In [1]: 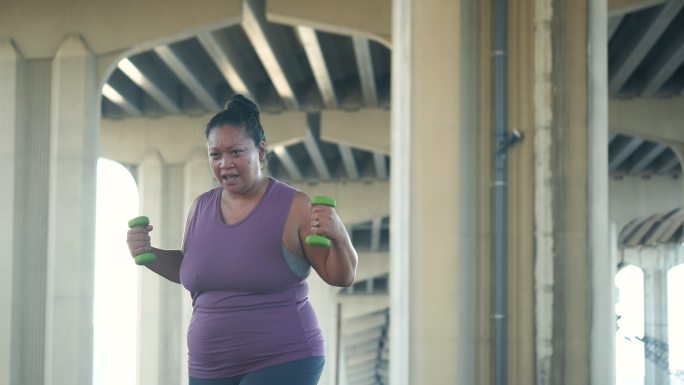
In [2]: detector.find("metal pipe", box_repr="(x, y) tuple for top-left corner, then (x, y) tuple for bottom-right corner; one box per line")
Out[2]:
(493, 0), (508, 383)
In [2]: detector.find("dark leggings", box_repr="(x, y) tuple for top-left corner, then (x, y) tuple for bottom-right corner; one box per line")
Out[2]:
(189, 357), (325, 385)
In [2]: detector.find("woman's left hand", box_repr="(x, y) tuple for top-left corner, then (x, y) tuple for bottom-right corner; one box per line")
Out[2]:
(310, 204), (347, 243)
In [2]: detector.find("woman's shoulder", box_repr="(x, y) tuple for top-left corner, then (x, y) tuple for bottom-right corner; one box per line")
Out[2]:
(192, 186), (221, 208)
(288, 189), (312, 221)
(201, 185), (222, 198)
(268, 177), (297, 193)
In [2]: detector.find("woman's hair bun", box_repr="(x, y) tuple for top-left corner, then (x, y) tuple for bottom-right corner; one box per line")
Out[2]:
(225, 94), (260, 115)
(205, 94), (266, 147)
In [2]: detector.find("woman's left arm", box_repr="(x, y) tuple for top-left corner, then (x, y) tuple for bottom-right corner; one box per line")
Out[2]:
(294, 192), (358, 287)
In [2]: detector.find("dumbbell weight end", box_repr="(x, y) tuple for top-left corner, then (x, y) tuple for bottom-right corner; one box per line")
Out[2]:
(305, 196), (336, 248)
(127, 215), (158, 265)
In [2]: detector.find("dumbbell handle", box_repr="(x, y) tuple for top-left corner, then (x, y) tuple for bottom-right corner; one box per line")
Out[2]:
(305, 196), (337, 248)
(127, 216), (157, 265)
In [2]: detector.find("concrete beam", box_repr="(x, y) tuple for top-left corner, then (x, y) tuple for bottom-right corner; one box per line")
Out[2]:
(353, 37), (378, 107)
(102, 70), (143, 116)
(266, 0), (391, 46)
(352, 251), (389, 282)
(100, 112), (307, 164)
(102, 83), (141, 116)
(262, 112), (310, 146)
(347, 378), (376, 385)
(321, 109), (390, 154)
(344, 327), (383, 347)
(340, 294), (389, 320)
(346, 351), (379, 367)
(609, 0), (684, 94)
(642, 26), (684, 96)
(289, 180), (389, 226)
(338, 144), (360, 179)
(628, 143), (667, 174)
(296, 26), (338, 108)
(655, 153), (680, 174)
(370, 218), (382, 251)
(345, 340), (380, 356)
(154, 45), (221, 112)
(608, 15), (624, 41)
(0, 0), (242, 59)
(117, 57), (181, 114)
(242, 0), (299, 109)
(347, 372), (378, 385)
(609, 137), (644, 172)
(347, 362), (375, 384)
(608, 0), (666, 15)
(346, 362), (376, 376)
(347, 377), (378, 385)
(610, 97), (684, 144)
(272, 146), (303, 180)
(302, 125), (331, 180)
(373, 153), (388, 179)
(343, 313), (387, 336)
(197, 31), (255, 100)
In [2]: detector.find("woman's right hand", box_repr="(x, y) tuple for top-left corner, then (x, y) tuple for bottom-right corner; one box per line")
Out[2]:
(127, 225), (153, 258)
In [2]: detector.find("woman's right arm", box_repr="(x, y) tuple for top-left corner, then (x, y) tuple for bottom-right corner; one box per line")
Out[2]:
(126, 197), (200, 284)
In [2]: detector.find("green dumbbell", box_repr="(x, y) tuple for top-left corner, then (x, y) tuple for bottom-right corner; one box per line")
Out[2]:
(305, 196), (337, 248)
(127, 216), (157, 265)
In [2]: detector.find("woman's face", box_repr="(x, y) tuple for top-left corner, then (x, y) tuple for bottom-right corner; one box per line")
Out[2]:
(207, 124), (266, 194)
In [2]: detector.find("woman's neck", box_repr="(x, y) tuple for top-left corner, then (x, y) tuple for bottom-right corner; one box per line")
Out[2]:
(223, 175), (269, 203)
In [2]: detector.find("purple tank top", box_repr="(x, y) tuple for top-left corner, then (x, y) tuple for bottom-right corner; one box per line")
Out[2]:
(180, 178), (324, 379)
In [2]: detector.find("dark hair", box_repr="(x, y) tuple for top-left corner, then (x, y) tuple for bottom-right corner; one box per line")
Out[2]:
(204, 94), (266, 146)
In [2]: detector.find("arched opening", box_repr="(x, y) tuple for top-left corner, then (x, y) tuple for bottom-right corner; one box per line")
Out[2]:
(93, 158), (140, 385)
(616, 264), (645, 385)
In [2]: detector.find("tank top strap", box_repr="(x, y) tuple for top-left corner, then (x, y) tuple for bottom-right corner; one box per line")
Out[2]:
(250, 178), (297, 230)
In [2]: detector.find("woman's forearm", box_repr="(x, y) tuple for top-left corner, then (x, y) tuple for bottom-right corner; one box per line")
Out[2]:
(144, 248), (183, 284)
(325, 234), (358, 287)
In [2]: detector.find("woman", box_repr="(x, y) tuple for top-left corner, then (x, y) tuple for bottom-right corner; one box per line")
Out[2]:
(127, 95), (358, 385)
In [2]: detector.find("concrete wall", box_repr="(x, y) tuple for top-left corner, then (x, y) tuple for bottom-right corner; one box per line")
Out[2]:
(609, 175), (684, 229)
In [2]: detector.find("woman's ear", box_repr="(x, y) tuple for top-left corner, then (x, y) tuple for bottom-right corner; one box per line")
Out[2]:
(258, 141), (268, 170)
(258, 141), (267, 161)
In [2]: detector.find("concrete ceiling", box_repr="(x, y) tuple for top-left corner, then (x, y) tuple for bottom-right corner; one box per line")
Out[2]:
(607, 0), (684, 177)
(102, 1), (684, 181)
(101, 0), (391, 186)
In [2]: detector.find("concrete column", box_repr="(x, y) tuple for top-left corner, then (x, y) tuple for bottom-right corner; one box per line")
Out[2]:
(507, 0), (611, 384)
(137, 150), (167, 385)
(391, 0), (479, 384)
(308, 275), (338, 385)
(135, 156), (187, 385)
(642, 247), (670, 385)
(0, 38), (25, 385)
(587, 1), (614, 385)
(44, 35), (99, 385)
(179, 149), (214, 385)
(162, 163), (185, 385)
(6, 56), (52, 385)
